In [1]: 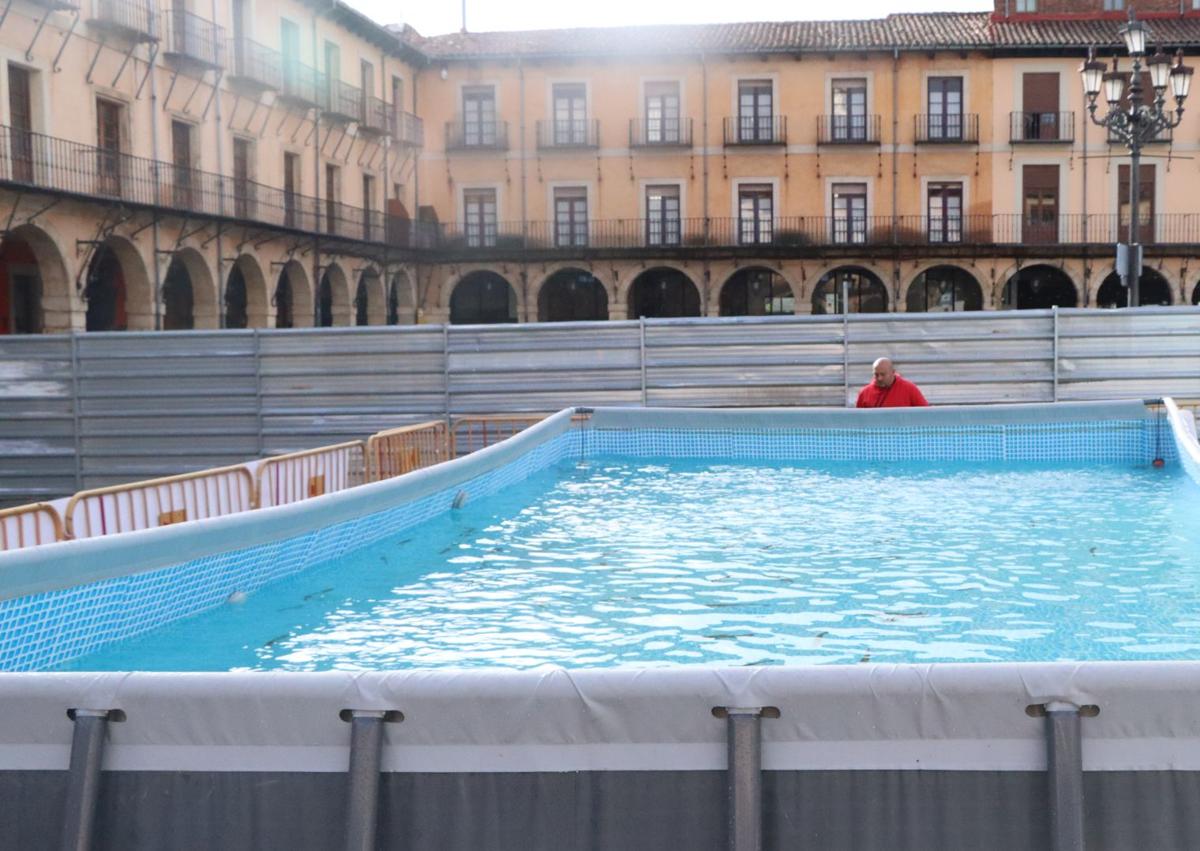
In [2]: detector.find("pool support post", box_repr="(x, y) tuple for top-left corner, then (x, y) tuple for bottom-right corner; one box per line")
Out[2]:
(60, 708), (118, 851)
(342, 708), (402, 851)
(715, 705), (779, 851)
(1044, 701), (1087, 851)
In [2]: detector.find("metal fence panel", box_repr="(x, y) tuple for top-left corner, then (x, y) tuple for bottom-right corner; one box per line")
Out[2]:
(0, 336), (75, 503)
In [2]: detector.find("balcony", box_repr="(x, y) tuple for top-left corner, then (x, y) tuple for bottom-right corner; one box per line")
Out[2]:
(1010, 111), (1075, 144)
(445, 120), (508, 152)
(392, 110), (423, 147)
(227, 38), (281, 91)
(357, 95), (388, 134)
(536, 119), (600, 150)
(87, 0), (156, 41)
(914, 114), (980, 144)
(629, 118), (692, 148)
(278, 61), (323, 108)
(163, 9), (223, 68)
(320, 80), (363, 123)
(818, 115), (882, 145)
(723, 116), (786, 146)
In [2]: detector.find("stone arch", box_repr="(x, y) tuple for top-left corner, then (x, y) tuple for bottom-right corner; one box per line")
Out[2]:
(387, 270), (416, 325)
(1095, 267), (1174, 308)
(84, 235), (152, 331)
(162, 247), (216, 330)
(1001, 265), (1080, 309)
(225, 254), (269, 329)
(316, 262), (351, 327)
(905, 265), (984, 312)
(1192, 281), (1200, 306)
(0, 223), (70, 334)
(811, 266), (889, 314)
(273, 259), (312, 329)
(536, 267), (609, 322)
(718, 267), (798, 316)
(354, 267), (386, 326)
(449, 270), (518, 324)
(627, 267), (701, 318)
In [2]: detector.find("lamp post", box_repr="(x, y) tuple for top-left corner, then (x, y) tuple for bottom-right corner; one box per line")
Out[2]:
(1080, 11), (1193, 307)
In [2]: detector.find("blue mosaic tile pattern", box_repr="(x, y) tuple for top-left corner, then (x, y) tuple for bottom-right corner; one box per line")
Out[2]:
(0, 417), (1176, 671)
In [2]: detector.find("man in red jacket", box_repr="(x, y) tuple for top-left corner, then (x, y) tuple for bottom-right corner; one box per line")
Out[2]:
(855, 357), (929, 408)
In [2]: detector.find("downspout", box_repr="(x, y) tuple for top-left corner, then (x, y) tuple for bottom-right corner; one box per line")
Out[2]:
(891, 47), (899, 311)
(212, 0), (225, 327)
(148, 9), (162, 330)
(1081, 74), (1088, 307)
(519, 58), (528, 320)
(311, 10), (322, 324)
(701, 53), (709, 243)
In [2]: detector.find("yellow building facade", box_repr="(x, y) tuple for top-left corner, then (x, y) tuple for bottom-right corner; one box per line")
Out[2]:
(2, 1), (1200, 333)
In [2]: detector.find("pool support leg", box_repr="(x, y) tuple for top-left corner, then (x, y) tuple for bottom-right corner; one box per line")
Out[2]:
(343, 709), (404, 851)
(1045, 702), (1085, 851)
(60, 709), (112, 851)
(717, 706), (778, 851)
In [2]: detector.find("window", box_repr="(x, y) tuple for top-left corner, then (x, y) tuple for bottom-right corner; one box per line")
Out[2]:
(232, 137), (253, 218)
(8, 64), (33, 183)
(462, 86), (496, 146)
(927, 182), (963, 243)
(552, 83), (587, 145)
(554, 187), (588, 247)
(646, 185), (681, 246)
(1015, 0), (1036, 10)
(1022, 165), (1058, 244)
(738, 184), (773, 245)
(737, 80), (773, 143)
(1103, 0), (1123, 8)
(325, 163), (339, 234)
(362, 174), (375, 241)
(283, 151), (299, 227)
(1021, 72), (1060, 140)
(464, 189), (497, 247)
(832, 78), (867, 141)
(1118, 164), (1155, 244)
(280, 18), (300, 94)
(170, 120), (193, 209)
(832, 183), (867, 244)
(645, 81), (680, 143)
(927, 77), (963, 140)
(96, 98), (122, 195)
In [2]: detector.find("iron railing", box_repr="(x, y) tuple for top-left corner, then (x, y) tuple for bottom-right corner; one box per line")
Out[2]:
(818, 114), (882, 144)
(164, 8), (223, 67)
(446, 119), (508, 151)
(320, 79), (363, 122)
(723, 115), (786, 145)
(88, 0), (155, 39)
(359, 95), (388, 133)
(536, 119), (600, 149)
(280, 60), (323, 106)
(629, 117), (693, 147)
(227, 37), (281, 89)
(392, 110), (423, 147)
(914, 113), (980, 144)
(1010, 111), (1075, 143)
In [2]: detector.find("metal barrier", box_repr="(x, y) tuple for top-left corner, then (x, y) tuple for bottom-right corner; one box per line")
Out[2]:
(64, 465), (255, 540)
(0, 502), (65, 551)
(256, 441), (367, 508)
(366, 421), (448, 483)
(450, 415), (550, 457)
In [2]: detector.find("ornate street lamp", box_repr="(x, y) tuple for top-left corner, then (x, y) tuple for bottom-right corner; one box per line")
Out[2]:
(1080, 11), (1193, 307)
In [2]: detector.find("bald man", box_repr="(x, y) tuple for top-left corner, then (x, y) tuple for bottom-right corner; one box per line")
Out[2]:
(855, 357), (929, 408)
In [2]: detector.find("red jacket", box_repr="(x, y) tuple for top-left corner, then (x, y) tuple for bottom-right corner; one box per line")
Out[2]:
(855, 374), (929, 408)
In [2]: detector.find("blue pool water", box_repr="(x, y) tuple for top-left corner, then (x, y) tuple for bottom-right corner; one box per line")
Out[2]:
(57, 457), (1200, 671)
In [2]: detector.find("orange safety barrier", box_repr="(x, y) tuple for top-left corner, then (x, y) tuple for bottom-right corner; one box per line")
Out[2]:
(366, 421), (449, 482)
(256, 441), (367, 508)
(64, 465), (256, 540)
(0, 502), (66, 551)
(450, 414), (549, 458)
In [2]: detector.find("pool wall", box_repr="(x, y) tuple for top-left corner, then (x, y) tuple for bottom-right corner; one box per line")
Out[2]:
(1, 399), (1199, 849)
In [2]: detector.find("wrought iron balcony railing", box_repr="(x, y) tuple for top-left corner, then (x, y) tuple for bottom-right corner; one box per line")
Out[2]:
(227, 37), (281, 90)
(359, 95), (388, 134)
(445, 119), (508, 151)
(723, 116), (786, 146)
(818, 114), (882, 145)
(88, 0), (156, 40)
(629, 117), (692, 147)
(392, 110), (423, 147)
(536, 119), (600, 149)
(1010, 111), (1075, 143)
(320, 79), (363, 122)
(914, 113), (980, 144)
(279, 61), (323, 107)
(164, 9), (223, 67)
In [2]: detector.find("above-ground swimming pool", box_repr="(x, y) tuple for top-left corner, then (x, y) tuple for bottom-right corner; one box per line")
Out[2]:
(4, 400), (1200, 851)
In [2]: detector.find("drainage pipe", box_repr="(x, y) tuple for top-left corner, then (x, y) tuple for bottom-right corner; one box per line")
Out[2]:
(60, 709), (113, 851)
